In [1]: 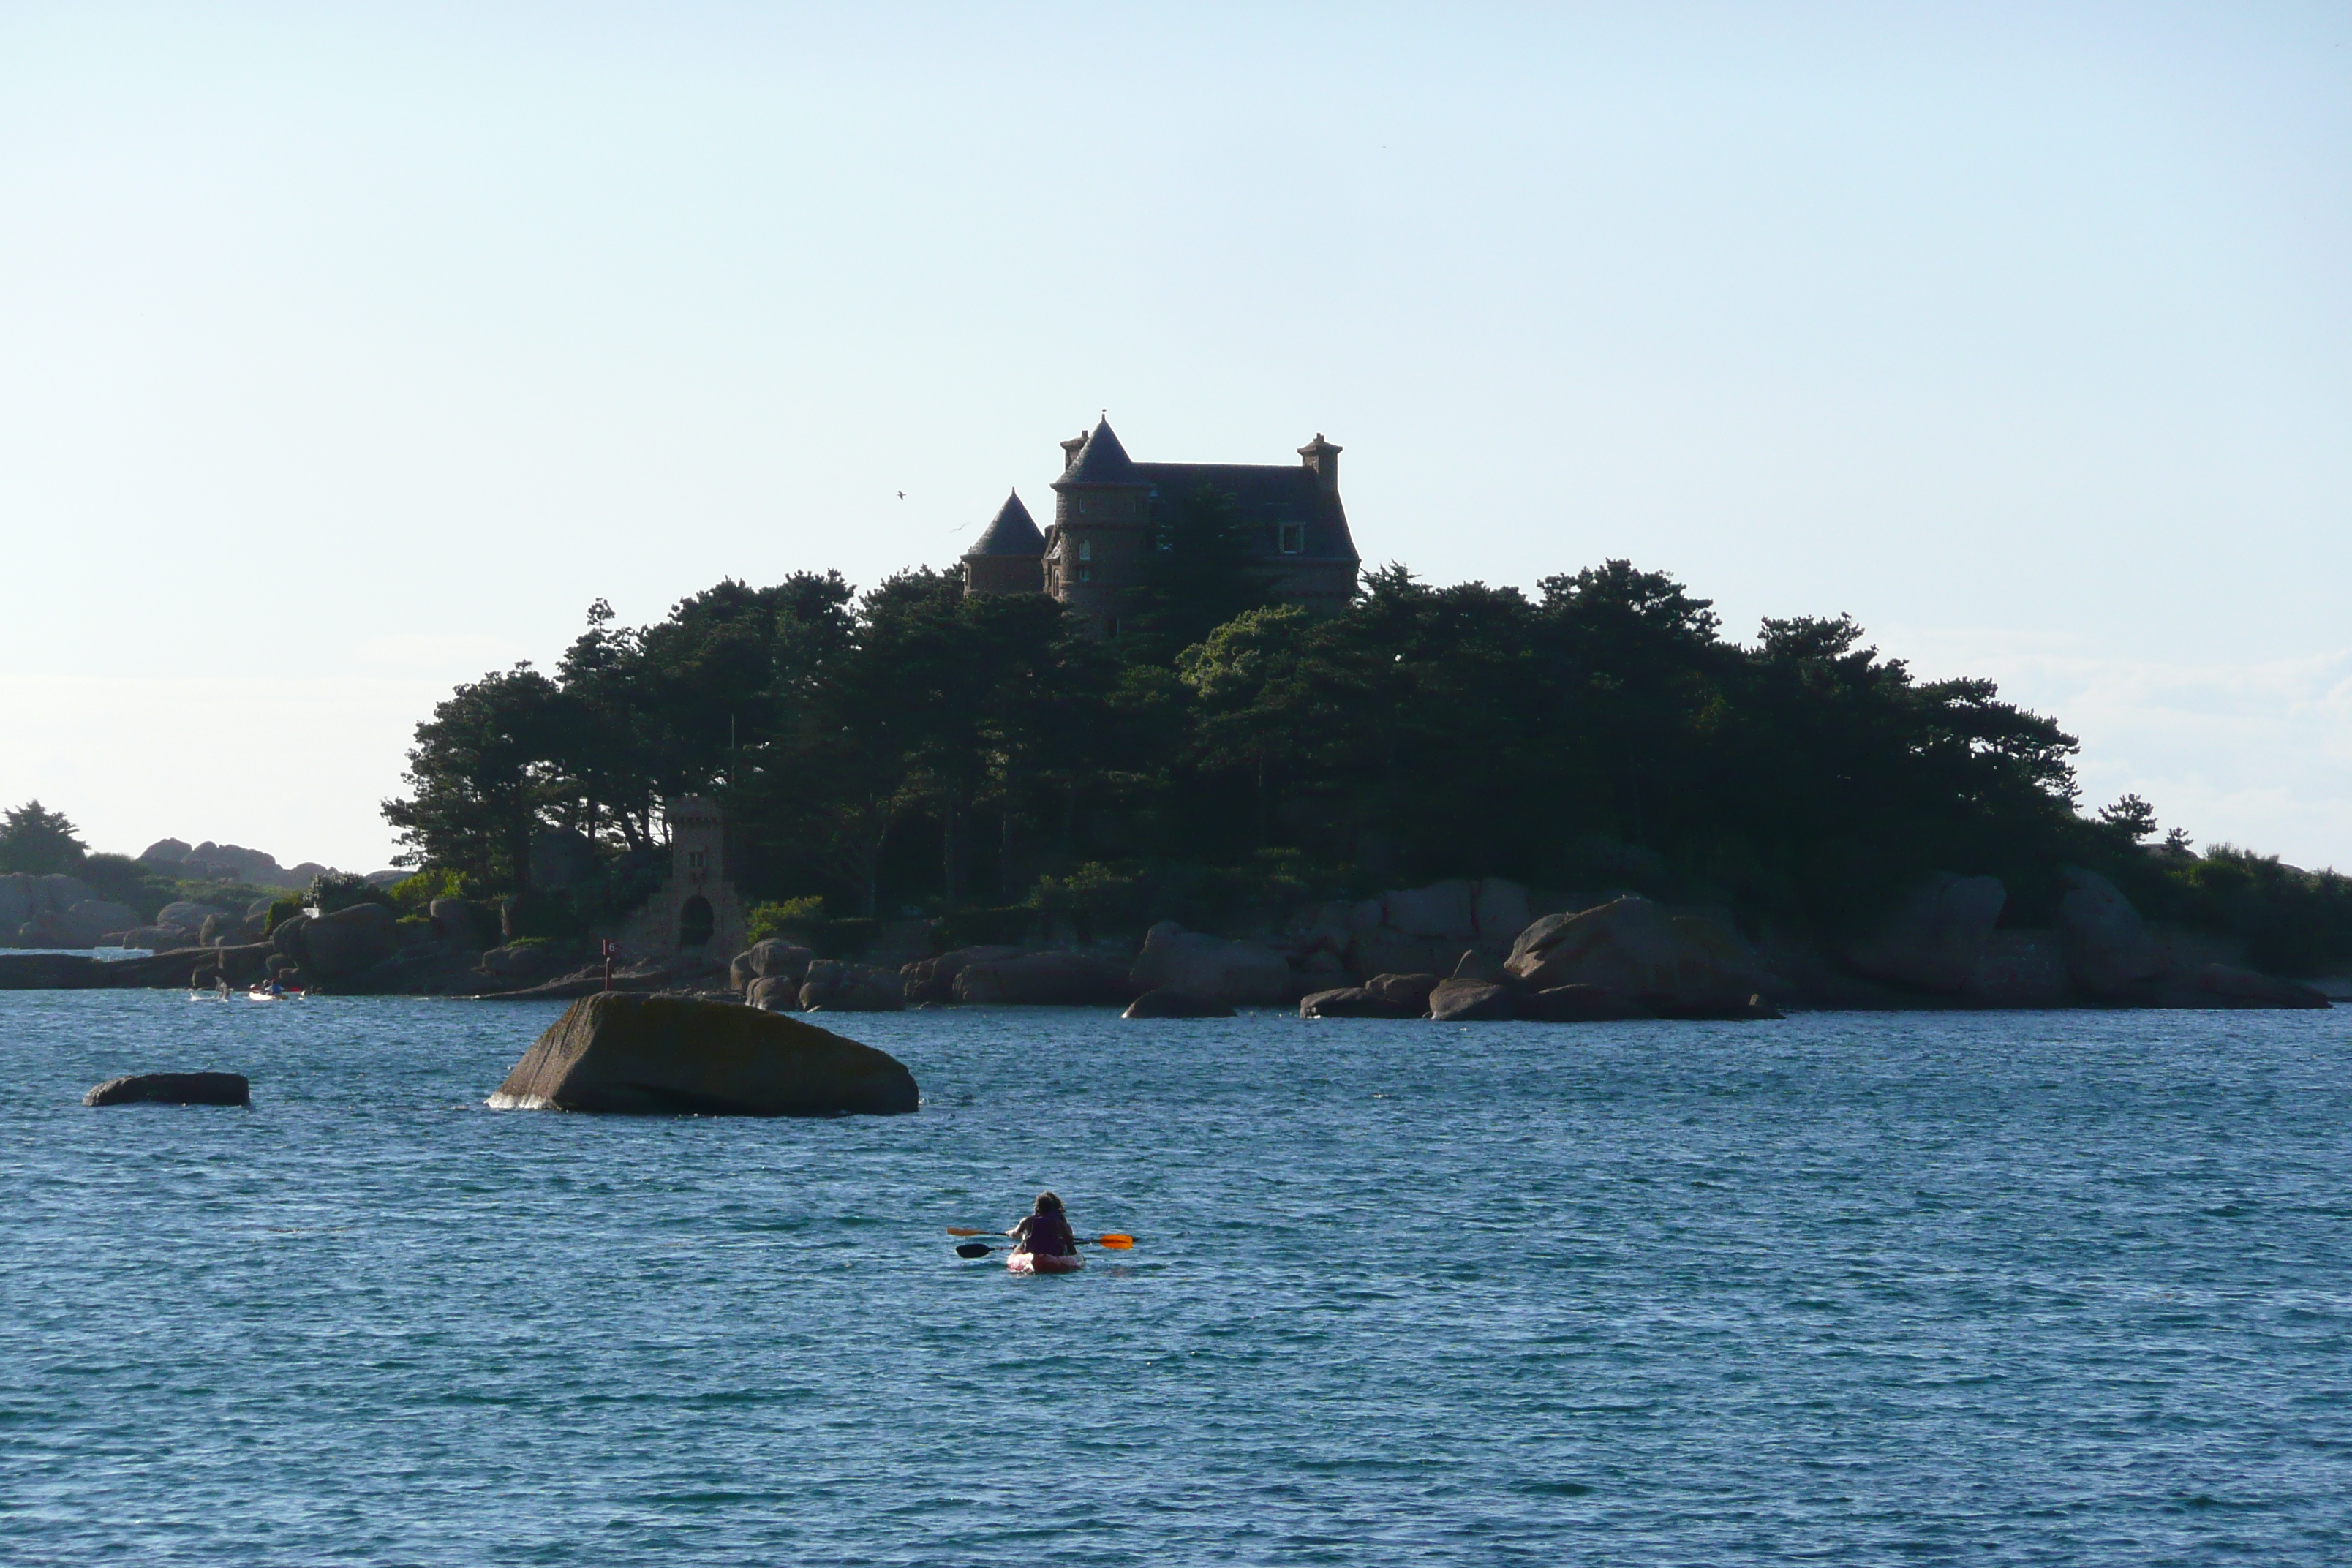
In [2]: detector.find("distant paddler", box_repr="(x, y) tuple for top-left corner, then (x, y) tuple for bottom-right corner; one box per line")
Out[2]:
(1008, 1191), (1079, 1273)
(949, 1195), (1133, 1272)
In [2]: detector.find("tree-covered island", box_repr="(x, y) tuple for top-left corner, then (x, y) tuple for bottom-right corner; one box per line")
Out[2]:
(375, 538), (2350, 1007)
(8, 421), (2343, 1010)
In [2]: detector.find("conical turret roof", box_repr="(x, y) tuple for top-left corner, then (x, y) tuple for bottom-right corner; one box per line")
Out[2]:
(1054, 418), (1147, 486)
(962, 489), (1046, 558)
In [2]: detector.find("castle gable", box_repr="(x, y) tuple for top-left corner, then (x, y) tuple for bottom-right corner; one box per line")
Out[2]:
(1129, 461), (1358, 566)
(1036, 419), (1362, 632)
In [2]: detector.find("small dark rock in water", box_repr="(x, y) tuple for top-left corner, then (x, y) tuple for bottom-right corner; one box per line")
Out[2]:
(84, 1071), (250, 1107)
(1122, 987), (1235, 1019)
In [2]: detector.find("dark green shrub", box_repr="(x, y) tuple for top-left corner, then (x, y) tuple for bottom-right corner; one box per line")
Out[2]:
(1029, 862), (1146, 943)
(306, 872), (392, 916)
(388, 867), (465, 915)
(745, 895), (826, 943)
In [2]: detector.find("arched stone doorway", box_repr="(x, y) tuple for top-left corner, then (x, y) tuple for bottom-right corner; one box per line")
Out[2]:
(678, 895), (715, 949)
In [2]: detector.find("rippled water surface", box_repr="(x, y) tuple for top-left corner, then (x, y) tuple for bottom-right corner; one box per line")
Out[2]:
(4, 993), (2350, 1565)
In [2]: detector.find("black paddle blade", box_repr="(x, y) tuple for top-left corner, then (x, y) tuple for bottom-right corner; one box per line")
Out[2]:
(955, 1241), (992, 1259)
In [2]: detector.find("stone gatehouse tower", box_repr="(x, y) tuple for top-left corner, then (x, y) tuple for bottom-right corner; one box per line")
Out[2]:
(612, 795), (747, 960)
(959, 418), (1362, 636)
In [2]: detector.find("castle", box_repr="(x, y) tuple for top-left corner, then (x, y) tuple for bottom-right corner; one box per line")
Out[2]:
(961, 418), (1361, 636)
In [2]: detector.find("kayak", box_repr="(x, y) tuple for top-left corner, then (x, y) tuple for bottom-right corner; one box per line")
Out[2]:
(1007, 1250), (1083, 1276)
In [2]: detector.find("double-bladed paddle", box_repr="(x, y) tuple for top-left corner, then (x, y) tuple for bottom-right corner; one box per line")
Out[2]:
(950, 1228), (1134, 1259)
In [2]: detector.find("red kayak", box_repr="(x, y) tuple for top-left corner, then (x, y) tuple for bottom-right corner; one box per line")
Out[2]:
(1007, 1250), (1083, 1276)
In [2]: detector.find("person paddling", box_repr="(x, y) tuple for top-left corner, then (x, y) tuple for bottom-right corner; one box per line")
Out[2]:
(1008, 1191), (1077, 1262)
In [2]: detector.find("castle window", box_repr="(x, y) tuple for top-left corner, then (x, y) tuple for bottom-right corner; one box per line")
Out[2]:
(1078, 540), (1092, 562)
(1279, 521), (1305, 554)
(1077, 538), (1092, 582)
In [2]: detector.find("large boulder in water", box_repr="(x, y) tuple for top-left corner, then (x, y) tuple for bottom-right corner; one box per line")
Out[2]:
(1505, 896), (1764, 1017)
(488, 992), (918, 1116)
(1128, 922), (1295, 1006)
(84, 1071), (250, 1107)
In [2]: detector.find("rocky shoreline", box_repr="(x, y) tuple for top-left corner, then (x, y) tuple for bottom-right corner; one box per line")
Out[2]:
(5, 869), (2334, 1015)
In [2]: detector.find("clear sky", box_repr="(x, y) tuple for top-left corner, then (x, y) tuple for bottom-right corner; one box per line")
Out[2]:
(3, 2), (2346, 875)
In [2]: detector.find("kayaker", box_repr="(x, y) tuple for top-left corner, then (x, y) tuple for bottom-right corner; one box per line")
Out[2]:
(1008, 1191), (1077, 1261)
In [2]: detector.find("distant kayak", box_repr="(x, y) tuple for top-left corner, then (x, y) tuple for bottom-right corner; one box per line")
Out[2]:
(1007, 1251), (1082, 1276)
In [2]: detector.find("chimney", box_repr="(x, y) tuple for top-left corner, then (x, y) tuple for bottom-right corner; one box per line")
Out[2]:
(1298, 432), (1341, 492)
(1060, 431), (1089, 473)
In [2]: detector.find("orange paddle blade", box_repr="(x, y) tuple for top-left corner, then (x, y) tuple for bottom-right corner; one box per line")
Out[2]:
(1095, 1234), (1135, 1249)
(946, 1227), (995, 1237)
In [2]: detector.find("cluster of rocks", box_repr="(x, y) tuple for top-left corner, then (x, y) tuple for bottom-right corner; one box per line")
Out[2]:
(1302, 896), (1780, 1021)
(0, 873), (143, 949)
(135, 838), (335, 891)
(689, 901), (1764, 1022)
(4, 866), (2332, 1014)
(695, 870), (2327, 1020)
(74, 994), (919, 1123)
(109, 897), (277, 952)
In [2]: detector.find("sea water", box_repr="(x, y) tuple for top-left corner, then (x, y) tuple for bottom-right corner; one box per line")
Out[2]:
(2, 992), (2348, 1566)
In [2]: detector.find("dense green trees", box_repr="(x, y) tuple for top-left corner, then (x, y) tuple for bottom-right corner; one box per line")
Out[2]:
(380, 547), (2352, 970)
(0, 801), (86, 875)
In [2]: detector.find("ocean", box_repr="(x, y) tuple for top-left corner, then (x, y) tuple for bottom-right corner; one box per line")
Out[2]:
(3, 992), (2348, 1564)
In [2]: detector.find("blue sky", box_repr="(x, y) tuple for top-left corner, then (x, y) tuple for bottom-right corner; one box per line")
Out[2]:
(2, 2), (2346, 872)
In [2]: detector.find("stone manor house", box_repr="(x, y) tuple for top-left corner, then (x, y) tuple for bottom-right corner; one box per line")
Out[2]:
(960, 419), (1361, 636)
